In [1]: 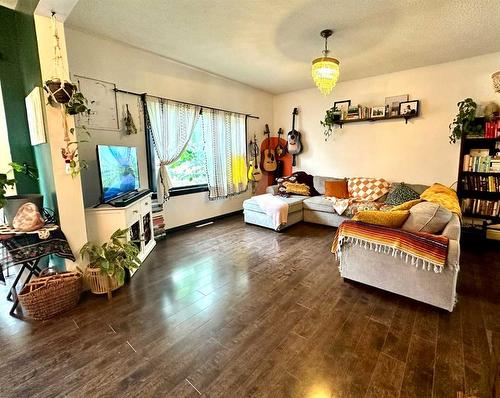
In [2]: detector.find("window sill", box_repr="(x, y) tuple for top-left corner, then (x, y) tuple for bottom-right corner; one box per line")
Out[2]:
(152, 184), (208, 198)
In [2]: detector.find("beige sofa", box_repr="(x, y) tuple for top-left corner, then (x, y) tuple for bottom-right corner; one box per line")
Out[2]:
(243, 175), (460, 311)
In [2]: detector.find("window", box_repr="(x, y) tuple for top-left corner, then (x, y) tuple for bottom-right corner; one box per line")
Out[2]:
(152, 117), (208, 195)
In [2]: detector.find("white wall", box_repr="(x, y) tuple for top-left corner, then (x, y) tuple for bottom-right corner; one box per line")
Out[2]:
(65, 28), (274, 229)
(273, 52), (500, 187)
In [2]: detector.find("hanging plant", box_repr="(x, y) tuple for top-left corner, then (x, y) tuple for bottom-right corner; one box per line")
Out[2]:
(449, 98), (483, 143)
(320, 106), (342, 141)
(124, 104), (138, 135)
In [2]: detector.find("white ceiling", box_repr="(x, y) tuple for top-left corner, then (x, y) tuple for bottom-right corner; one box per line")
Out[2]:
(66, 0), (500, 94)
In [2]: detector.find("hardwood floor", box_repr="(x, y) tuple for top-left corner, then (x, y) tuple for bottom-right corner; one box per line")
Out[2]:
(0, 215), (498, 397)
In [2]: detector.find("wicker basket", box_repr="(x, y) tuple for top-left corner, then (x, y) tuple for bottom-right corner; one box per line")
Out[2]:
(85, 267), (123, 300)
(18, 271), (82, 320)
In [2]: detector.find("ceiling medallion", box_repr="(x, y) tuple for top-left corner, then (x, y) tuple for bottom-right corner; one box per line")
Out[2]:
(311, 29), (340, 96)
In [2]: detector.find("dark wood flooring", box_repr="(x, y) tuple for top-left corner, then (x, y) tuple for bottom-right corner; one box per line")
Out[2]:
(0, 216), (498, 397)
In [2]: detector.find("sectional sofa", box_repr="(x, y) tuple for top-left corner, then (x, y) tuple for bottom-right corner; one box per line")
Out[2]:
(242, 175), (461, 311)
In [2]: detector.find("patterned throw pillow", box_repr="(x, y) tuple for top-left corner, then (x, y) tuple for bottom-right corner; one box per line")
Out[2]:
(284, 182), (310, 196)
(292, 171), (320, 196)
(346, 201), (383, 217)
(385, 183), (420, 206)
(348, 178), (390, 202)
(276, 175), (298, 197)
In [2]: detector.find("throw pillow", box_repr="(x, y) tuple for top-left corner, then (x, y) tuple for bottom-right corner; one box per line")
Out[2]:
(276, 175), (298, 197)
(325, 197), (350, 215)
(348, 177), (390, 202)
(345, 201), (383, 217)
(401, 202), (453, 234)
(391, 199), (422, 211)
(420, 183), (461, 215)
(385, 183), (421, 205)
(13, 202), (44, 232)
(284, 181), (310, 196)
(353, 210), (410, 228)
(292, 171), (320, 196)
(325, 179), (349, 198)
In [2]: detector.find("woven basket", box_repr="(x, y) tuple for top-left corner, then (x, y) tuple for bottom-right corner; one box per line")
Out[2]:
(85, 267), (123, 298)
(18, 271), (82, 320)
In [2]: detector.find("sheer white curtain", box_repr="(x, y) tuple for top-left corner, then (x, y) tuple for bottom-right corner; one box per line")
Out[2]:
(145, 96), (200, 202)
(201, 109), (247, 200)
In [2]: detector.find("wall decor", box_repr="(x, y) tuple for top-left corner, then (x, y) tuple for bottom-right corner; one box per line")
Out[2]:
(399, 100), (419, 116)
(370, 106), (385, 118)
(385, 94), (408, 116)
(333, 99), (351, 118)
(25, 87), (48, 145)
(73, 75), (119, 130)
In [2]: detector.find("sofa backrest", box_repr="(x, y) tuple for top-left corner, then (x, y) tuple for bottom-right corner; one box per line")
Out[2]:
(312, 175), (430, 199)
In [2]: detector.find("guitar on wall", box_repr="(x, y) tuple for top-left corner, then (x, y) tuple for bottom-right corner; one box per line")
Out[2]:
(287, 107), (302, 166)
(275, 128), (285, 178)
(262, 124), (277, 172)
(247, 134), (262, 182)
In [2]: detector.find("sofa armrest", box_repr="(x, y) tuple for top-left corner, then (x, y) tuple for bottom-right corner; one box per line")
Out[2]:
(266, 185), (279, 195)
(442, 213), (461, 241)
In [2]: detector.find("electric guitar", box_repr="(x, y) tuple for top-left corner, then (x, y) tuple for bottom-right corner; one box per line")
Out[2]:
(287, 108), (302, 166)
(262, 124), (277, 172)
(247, 134), (262, 181)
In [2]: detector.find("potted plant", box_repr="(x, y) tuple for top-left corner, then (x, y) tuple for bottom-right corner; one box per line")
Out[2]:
(45, 78), (75, 104)
(79, 228), (141, 300)
(449, 98), (484, 143)
(321, 106), (341, 141)
(1, 162), (41, 225)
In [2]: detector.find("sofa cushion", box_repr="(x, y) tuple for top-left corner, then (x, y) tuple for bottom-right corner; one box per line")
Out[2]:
(303, 196), (336, 213)
(353, 210), (410, 228)
(313, 176), (343, 195)
(385, 183), (421, 205)
(325, 179), (349, 198)
(348, 177), (390, 202)
(284, 181), (310, 196)
(391, 199), (422, 211)
(275, 175), (298, 197)
(293, 171), (320, 196)
(402, 202), (453, 234)
(345, 201), (383, 217)
(243, 194), (305, 214)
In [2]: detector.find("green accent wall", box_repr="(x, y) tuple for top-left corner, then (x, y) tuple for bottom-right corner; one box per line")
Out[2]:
(0, 4), (57, 213)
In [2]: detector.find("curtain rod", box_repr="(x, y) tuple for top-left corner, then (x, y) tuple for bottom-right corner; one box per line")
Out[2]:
(114, 88), (260, 119)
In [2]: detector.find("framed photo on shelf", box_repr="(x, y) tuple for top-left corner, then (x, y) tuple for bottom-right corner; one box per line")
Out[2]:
(399, 100), (419, 116)
(371, 106), (385, 118)
(385, 94), (408, 116)
(333, 99), (351, 118)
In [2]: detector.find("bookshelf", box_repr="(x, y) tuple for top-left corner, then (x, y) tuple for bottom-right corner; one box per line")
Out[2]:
(457, 117), (500, 229)
(333, 114), (417, 128)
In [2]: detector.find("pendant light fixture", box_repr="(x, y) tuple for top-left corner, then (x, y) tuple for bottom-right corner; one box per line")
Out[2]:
(311, 29), (340, 95)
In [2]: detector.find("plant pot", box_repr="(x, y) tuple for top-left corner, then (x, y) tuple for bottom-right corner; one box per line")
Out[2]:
(46, 80), (74, 104)
(85, 267), (124, 300)
(3, 194), (44, 226)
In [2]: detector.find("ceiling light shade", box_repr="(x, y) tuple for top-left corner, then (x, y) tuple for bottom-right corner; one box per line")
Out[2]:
(311, 29), (340, 95)
(493, 71), (500, 93)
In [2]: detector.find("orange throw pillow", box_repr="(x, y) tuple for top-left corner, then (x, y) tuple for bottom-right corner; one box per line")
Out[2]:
(325, 179), (349, 198)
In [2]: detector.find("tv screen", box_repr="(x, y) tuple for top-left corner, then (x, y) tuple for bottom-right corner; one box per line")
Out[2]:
(97, 145), (139, 202)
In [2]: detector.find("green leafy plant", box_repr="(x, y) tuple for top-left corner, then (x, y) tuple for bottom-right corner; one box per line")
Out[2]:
(320, 107), (341, 141)
(449, 98), (483, 143)
(65, 85), (91, 116)
(0, 162), (38, 209)
(79, 228), (141, 286)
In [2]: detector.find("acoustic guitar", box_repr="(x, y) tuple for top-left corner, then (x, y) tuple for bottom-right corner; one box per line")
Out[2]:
(247, 134), (262, 181)
(275, 128), (286, 158)
(262, 124), (277, 172)
(287, 108), (302, 166)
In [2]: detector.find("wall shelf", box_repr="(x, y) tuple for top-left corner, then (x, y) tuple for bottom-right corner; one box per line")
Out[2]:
(333, 114), (418, 128)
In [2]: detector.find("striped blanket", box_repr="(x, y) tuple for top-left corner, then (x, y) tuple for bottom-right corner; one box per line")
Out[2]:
(331, 220), (449, 273)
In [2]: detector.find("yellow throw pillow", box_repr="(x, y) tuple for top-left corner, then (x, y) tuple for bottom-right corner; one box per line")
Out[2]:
(420, 183), (461, 215)
(283, 181), (310, 196)
(353, 210), (410, 228)
(390, 199), (422, 211)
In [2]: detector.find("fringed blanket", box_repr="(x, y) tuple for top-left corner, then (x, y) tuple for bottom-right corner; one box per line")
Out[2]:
(331, 220), (449, 273)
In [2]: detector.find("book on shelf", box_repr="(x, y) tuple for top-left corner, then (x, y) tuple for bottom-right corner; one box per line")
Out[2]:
(462, 154), (493, 172)
(461, 198), (500, 217)
(461, 174), (500, 192)
(485, 120), (500, 138)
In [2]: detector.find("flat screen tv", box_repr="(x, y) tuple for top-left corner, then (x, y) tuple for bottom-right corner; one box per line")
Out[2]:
(96, 145), (140, 203)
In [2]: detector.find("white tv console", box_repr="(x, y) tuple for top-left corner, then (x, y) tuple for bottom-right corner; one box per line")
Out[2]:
(85, 193), (156, 276)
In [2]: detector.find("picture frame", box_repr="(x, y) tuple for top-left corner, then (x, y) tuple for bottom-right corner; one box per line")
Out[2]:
(385, 94), (409, 116)
(25, 87), (48, 145)
(371, 106), (385, 118)
(333, 99), (351, 119)
(399, 100), (419, 117)
(73, 75), (119, 131)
